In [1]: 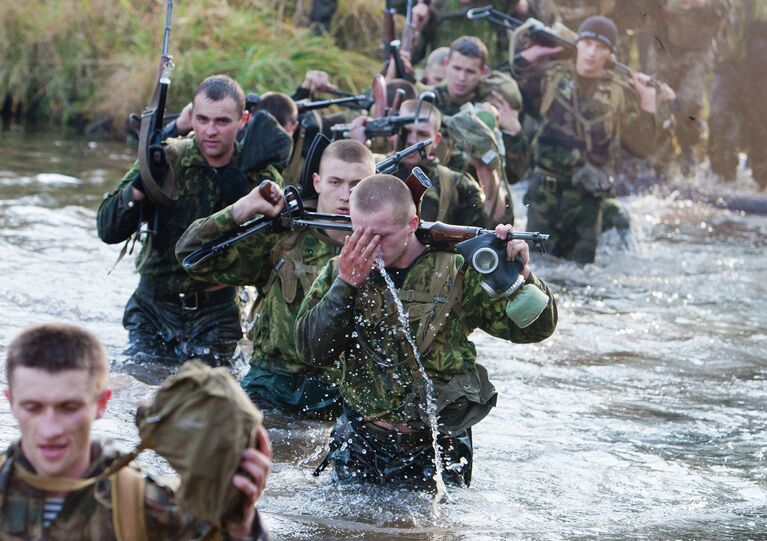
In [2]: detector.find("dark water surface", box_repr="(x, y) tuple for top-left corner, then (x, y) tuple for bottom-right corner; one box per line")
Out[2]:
(0, 127), (765, 540)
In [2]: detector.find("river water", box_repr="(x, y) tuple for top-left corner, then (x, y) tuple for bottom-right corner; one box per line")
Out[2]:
(0, 127), (765, 540)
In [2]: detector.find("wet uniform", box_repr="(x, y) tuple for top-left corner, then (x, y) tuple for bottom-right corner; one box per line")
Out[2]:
(295, 249), (557, 488)
(97, 136), (281, 367)
(0, 440), (267, 540)
(513, 58), (655, 263)
(175, 203), (343, 418)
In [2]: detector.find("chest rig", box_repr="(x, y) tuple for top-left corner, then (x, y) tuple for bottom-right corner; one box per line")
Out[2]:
(352, 252), (466, 366)
(539, 62), (626, 163)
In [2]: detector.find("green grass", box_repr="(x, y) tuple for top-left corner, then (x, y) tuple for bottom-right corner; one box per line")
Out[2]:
(0, 0), (384, 134)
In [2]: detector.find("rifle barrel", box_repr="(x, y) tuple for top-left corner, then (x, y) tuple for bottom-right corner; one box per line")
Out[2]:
(162, 0), (173, 57)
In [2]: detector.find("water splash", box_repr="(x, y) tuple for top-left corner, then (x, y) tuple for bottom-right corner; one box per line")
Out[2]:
(375, 258), (449, 511)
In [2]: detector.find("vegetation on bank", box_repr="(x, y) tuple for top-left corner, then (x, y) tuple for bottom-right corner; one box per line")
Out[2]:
(0, 0), (385, 136)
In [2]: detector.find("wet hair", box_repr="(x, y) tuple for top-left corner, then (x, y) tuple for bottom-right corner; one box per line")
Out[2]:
(400, 99), (442, 134)
(321, 140), (375, 173)
(426, 46), (450, 68)
(386, 79), (417, 105)
(5, 323), (108, 390)
(350, 174), (415, 224)
(448, 36), (489, 67)
(193, 75), (245, 114)
(255, 91), (299, 129)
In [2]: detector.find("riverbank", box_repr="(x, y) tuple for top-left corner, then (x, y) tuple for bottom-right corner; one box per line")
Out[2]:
(0, 0), (383, 136)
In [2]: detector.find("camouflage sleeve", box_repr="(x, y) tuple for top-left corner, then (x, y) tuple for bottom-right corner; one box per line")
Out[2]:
(619, 83), (657, 160)
(96, 160), (144, 244)
(454, 172), (485, 228)
(511, 57), (550, 118)
(462, 270), (558, 343)
(294, 259), (355, 367)
(143, 476), (269, 541)
(174, 206), (275, 288)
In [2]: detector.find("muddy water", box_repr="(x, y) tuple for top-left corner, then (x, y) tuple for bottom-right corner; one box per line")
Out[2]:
(0, 127), (765, 540)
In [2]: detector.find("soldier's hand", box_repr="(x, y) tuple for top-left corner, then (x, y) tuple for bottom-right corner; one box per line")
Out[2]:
(496, 224), (531, 280)
(513, 0), (529, 15)
(658, 82), (676, 103)
(632, 72), (658, 114)
(338, 226), (381, 287)
(412, 1), (431, 31)
(232, 180), (285, 225)
(301, 70), (338, 97)
(349, 115), (372, 145)
(226, 426), (272, 539)
(175, 102), (194, 134)
(490, 90), (521, 135)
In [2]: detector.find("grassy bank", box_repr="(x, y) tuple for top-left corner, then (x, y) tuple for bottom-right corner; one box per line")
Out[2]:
(0, 0), (385, 135)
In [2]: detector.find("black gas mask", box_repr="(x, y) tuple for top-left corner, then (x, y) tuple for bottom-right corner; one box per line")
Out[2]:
(455, 233), (525, 299)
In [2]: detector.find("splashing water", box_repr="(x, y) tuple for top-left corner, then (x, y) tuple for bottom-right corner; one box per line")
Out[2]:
(375, 258), (449, 511)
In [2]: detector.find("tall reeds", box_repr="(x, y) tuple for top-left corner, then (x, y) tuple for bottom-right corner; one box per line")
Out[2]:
(0, 0), (383, 134)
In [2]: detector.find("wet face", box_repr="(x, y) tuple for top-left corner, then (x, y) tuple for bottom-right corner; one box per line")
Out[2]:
(6, 367), (110, 478)
(191, 94), (243, 167)
(401, 120), (441, 168)
(350, 203), (419, 268)
(576, 38), (612, 78)
(314, 157), (373, 215)
(446, 52), (486, 100)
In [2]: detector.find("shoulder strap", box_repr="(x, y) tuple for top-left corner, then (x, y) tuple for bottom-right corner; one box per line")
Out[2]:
(417, 254), (467, 355)
(111, 466), (148, 541)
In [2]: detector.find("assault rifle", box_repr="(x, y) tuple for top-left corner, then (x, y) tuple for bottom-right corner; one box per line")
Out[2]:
(296, 93), (374, 113)
(375, 139), (432, 174)
(331, 90), (435, 140)
(382, 0), (417, 79)
(137, 0), (177, 207)
(467, 5), (661, 88)
(181, 170), (548, 271)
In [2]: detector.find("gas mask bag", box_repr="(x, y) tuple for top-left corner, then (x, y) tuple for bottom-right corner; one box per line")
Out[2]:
(135, 360), (263, 529)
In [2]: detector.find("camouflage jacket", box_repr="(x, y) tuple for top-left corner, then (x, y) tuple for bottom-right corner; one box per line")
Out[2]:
(0, 440), (267, 541)
(295, 250), (557, 425)
(395, 160), (487, 227)
(97, 136), (281, 294)
(175, 205), (342, 377)
(513, 59), (655, 178)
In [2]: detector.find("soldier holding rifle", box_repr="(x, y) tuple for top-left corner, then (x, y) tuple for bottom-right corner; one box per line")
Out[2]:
(294, 173), (557, 488)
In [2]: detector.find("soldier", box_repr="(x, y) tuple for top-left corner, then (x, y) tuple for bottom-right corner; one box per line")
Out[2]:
(395, 99), (512, 227)
(512, 16), (657, 263)
(97, 75), (284, 369)
(1, 322), (271, 539)
(707, 1), (767, 189)
(419, 46), (450, 87)
(408, 0), (547, 68)
(175, 141), (376, 419)
(294, 174), (557, 488)
(647, 0), (730, 173)
(433, 36), (530, 185)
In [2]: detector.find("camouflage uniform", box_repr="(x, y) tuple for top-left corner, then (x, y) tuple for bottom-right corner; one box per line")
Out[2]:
(707, 1), (767, 188)
(513, 59), (655, 263)
(175, 204), (343, 418)
(0, 440), (267, 540)
(646, 0), (730, 167)
(97, 136), (280, 367)
(395, 159), (499, 227)
(295, 250), (557, 487)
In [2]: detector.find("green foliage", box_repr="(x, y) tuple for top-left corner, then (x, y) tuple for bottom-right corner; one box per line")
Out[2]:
(0, 0), (380, 133)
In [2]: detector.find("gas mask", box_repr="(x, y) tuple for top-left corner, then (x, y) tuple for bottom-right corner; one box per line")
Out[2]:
(455, 233), (550, 328)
